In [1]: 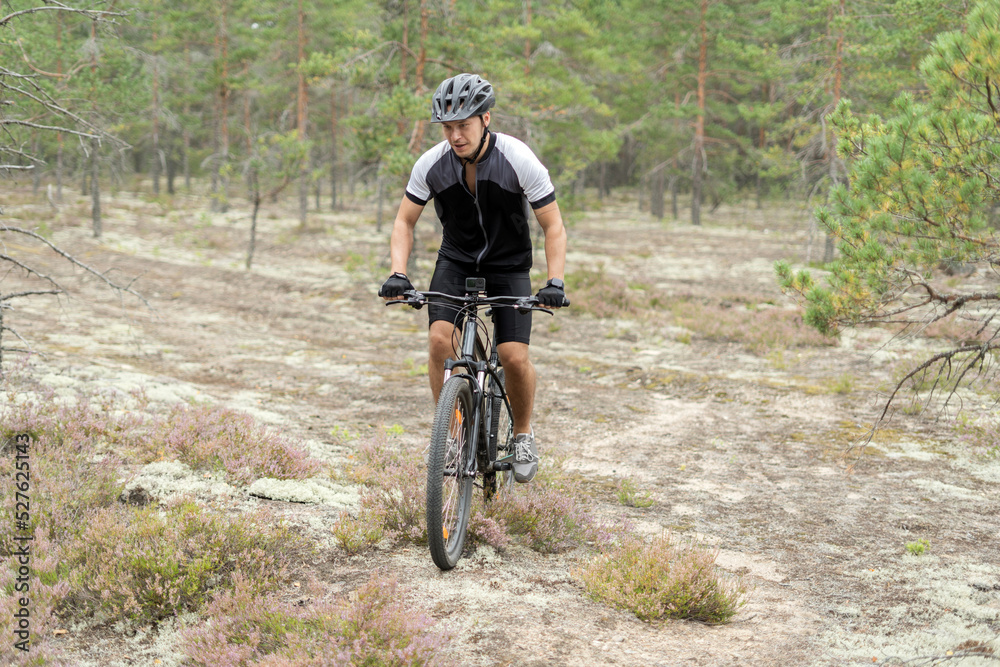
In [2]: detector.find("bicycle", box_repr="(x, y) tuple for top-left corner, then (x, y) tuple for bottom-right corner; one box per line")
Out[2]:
(387, 276), (567, 570)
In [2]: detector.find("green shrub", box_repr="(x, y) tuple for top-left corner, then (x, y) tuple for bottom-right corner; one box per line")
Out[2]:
(577, 533), (749, 624)
(615, 478), (655, 508)
(905, 538), (930, 556)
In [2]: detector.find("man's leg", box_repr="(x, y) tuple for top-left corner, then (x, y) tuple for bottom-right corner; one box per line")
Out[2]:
(497, 341), (535, 435)
(428, 320), (459, 405)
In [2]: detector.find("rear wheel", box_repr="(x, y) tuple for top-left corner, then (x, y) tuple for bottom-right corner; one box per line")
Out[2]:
(427, 376), (475, 570)
(483, 367), (515, 501)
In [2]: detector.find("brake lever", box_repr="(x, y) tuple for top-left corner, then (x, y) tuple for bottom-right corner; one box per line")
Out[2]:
(514, 297), (553, 316)
(383, 290), (426, 309)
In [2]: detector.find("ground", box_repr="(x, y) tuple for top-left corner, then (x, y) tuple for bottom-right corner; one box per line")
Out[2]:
(3, 187), (999, 666)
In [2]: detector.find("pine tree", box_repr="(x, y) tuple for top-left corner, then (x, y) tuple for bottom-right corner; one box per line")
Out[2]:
(777, 0), (1000, 424)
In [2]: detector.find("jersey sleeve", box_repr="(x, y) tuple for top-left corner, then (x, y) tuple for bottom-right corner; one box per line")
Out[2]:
(404, 146), (439, 206)
(506, 137), (556, 208)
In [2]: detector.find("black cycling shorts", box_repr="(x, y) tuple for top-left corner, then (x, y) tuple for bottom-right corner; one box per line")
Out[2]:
(427, 258), (532, 345)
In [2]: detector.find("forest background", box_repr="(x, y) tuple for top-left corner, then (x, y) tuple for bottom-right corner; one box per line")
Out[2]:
(0, 0), (967, 233)
(4, 0), (1000, 425)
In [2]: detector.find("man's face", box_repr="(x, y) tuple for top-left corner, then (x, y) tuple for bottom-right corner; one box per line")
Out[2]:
(440, 112), (489, 161)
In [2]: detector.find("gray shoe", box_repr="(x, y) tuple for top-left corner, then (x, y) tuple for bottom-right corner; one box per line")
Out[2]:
(512, 431), (538, 483)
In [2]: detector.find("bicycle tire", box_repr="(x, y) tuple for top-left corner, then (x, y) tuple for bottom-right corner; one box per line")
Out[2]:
(483, 367), (515, 500)
(427, 376), (476, 570)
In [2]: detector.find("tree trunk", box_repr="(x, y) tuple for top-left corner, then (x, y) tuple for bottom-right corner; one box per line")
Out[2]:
(376, 170), (385, 232)
(56, 134), (64, 204)
(297, 0), (309, 227)
(31, 133), (41, 196)
(823, 0), (846, 264)
(400, 0), (409, 86)
(183, 44), (192, 191)
(407, 0), (430, 153)
(81, 147), (88, 197)
(670, 174), (679, 220)
(397, 0), (409, 137)
(756, 85), (768, 210)
(523, 0), (532, 74)
(212, 1), (230, 212)
(166, 132), (177, 195)
(330, 84), (338, 210)
(151, 34), (161, 197)
(247, 178), (259, 269)
(91, 137), (101, 238)
(650, 166), (665, 220)
(242, 62), (252, 156)
(55, 14), (64, 203)
(691, 0), (708, 227)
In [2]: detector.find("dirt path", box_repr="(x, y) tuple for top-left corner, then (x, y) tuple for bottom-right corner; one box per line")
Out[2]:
(5, 191), (1000, 666)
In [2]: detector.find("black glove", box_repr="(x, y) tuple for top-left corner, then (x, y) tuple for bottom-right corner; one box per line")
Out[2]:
(379, 272), (413, 298)
(536, 278), (569, 308)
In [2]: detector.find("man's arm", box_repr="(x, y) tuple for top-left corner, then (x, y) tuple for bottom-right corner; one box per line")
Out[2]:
(389, 196), (426, 275)
(534, 201), (567, 282)
(380, 196), (425, 300)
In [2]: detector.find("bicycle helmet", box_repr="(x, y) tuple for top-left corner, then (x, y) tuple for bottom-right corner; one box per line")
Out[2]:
(430, 73), (495, 123)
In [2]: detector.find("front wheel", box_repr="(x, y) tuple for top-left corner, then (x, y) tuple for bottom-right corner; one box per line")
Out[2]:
(427, 377), (476, 570)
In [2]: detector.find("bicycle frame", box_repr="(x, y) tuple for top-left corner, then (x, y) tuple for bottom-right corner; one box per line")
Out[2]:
(388, 282), (549, 476)
(440, 294), (508, 477)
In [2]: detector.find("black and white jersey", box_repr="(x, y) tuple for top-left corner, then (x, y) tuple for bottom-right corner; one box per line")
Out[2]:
(405, 132), (556, 273)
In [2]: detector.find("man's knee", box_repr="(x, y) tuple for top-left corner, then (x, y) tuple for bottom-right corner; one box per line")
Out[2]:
(429, 322), (457, 356)
(497, 342), (531, 370)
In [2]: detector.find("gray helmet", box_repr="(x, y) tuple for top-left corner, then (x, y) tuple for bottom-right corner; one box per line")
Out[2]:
(430, 73), (495, 123)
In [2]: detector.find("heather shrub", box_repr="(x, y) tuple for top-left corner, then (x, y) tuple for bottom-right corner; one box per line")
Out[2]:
(340, 434), (426, 548)
(474, 483), (601, 553)
(0, 388), (130, 547)
(343, 436), (615, 555)
(577, 533), (749, 624)
(181, 574), (451, 667)
(331, 509), (386, 554)
(470, 464), (617, 554)
(563, 266), (665, 320)
(466, 510), (513, 551)
(669, 296), (835, 355)
(60, 500), (308, 623)
(148, 403), (325, 485)
(954, 413), (1000, 458)
(0, 530), (73, 666)
(0, 383), (150, 455)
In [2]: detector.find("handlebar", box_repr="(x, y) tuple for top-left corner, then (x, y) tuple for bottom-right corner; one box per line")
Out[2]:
(385, 289), (569, 314)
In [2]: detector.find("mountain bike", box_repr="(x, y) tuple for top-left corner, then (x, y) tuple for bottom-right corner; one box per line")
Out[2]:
(387, 277), (565, 570)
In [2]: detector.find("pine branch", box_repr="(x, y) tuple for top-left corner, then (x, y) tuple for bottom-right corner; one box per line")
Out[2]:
(0, 226), (149, 308)
(861, 341), (1000, 452)
(0, 4), (124, 28)
(0, 290), (62, 302)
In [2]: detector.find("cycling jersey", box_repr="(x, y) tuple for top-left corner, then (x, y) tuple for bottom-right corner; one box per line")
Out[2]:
(405, 132), (556, 273)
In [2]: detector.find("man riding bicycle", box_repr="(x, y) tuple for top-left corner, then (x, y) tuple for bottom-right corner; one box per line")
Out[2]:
(379, 72), (568, 484)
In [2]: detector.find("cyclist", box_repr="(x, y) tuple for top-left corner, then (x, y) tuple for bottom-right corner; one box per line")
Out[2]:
(379, 72), (568, 484)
